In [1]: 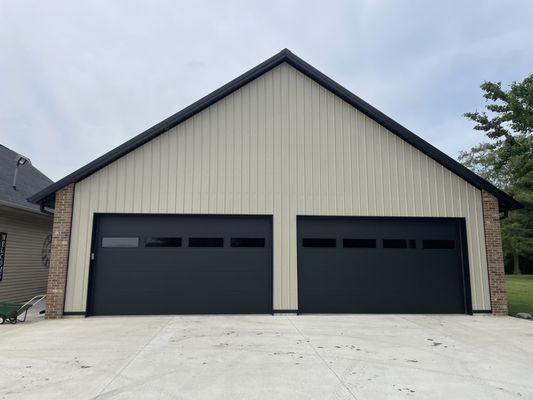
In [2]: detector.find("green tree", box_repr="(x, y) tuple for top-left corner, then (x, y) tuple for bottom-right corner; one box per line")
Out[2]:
(460, 74), (533, 273)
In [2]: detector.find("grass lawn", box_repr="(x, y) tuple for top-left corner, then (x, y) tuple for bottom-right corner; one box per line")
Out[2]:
(506, 275), (533, 316)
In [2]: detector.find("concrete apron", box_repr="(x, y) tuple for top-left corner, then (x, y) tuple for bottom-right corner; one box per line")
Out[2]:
(0, 314), (532, 399)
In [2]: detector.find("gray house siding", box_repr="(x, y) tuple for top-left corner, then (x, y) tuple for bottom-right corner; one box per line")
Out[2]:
(0, 204), (52, 303)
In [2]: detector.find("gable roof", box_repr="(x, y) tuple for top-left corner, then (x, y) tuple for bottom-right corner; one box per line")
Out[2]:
(0, 144), (53, 213)
(28, 49), (522, 211)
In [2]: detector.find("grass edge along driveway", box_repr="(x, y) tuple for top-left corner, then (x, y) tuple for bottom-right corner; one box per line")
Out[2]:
(506, 275), (533, 316)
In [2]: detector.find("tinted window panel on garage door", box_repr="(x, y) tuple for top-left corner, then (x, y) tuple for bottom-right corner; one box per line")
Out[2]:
(188, 237), (224, 247)
(102, 237), (139, 248)
(423, 239), (455, 249)
(382, 239), (416, 249)
(89, 214), (272, 316)
(297, 217), (470, 314)
(343, 239), (376, 248)
(145, 237), (182, 247)
(231, 238), (266, 247)
(302, 238), (336, 248)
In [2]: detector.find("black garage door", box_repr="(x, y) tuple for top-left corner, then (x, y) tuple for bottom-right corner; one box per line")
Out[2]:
(297, 217), (471, 314)
(87, 214), (272, 315)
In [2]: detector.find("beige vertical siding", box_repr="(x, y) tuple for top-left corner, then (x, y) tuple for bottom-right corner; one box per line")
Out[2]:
(0, 205), (52, 303)
(64, 62), (491, 312)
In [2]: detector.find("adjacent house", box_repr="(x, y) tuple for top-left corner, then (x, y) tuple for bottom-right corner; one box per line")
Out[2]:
(29, 49), (522, 318)
(0, 144), (53, 303)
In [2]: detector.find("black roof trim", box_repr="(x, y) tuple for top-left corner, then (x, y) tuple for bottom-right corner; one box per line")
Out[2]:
(28, 49), (522, 211)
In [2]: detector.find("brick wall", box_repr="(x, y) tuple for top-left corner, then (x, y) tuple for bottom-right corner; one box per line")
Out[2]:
(45, 184), (74, 319)
(482, 190), (508, 315)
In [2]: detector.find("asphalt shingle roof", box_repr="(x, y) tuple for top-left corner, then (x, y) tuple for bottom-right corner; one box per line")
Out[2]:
(0, 144), (53, 212)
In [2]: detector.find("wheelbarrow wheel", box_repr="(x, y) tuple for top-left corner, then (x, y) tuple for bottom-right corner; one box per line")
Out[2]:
(0, 315), (5, 324)
(8, 316), (17, 324)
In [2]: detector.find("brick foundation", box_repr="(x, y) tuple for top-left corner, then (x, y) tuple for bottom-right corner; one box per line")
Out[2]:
(482, 190), (508, 315)
(45, 184), (74, 319)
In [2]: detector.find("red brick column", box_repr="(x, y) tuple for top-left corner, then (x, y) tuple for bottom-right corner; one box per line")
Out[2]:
(482, 190), (508, 315)
(46, 184), (74, 319)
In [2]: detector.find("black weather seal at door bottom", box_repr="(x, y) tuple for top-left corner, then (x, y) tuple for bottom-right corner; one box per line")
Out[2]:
(63, 311), (87, 316)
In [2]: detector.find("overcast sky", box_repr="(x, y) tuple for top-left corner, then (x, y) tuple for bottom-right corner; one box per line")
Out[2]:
(1, 1), (532, 181)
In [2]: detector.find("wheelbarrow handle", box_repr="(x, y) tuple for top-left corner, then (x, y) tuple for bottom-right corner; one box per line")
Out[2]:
(17, 294), (46, 315)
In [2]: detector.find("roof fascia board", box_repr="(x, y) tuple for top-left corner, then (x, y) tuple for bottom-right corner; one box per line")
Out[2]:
(0, 199), (53, 217)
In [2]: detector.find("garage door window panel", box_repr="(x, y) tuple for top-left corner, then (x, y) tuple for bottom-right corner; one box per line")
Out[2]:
(343, 239), (376, 248)
(102, 237), (139, 248)
(302, 238), (336, 248)
(382, 239), (416, 249)
(145, 237), (182, 247)
(188, 238), (224, 247)
(231, 238), (265, 247)
(423, 240), (455, 249)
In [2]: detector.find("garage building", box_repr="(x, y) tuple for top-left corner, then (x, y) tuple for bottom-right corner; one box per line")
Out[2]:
(29, 49), (521, 317)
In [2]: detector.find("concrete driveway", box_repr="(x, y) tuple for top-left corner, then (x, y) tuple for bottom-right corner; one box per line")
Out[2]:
(0, 314), (532, 400)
